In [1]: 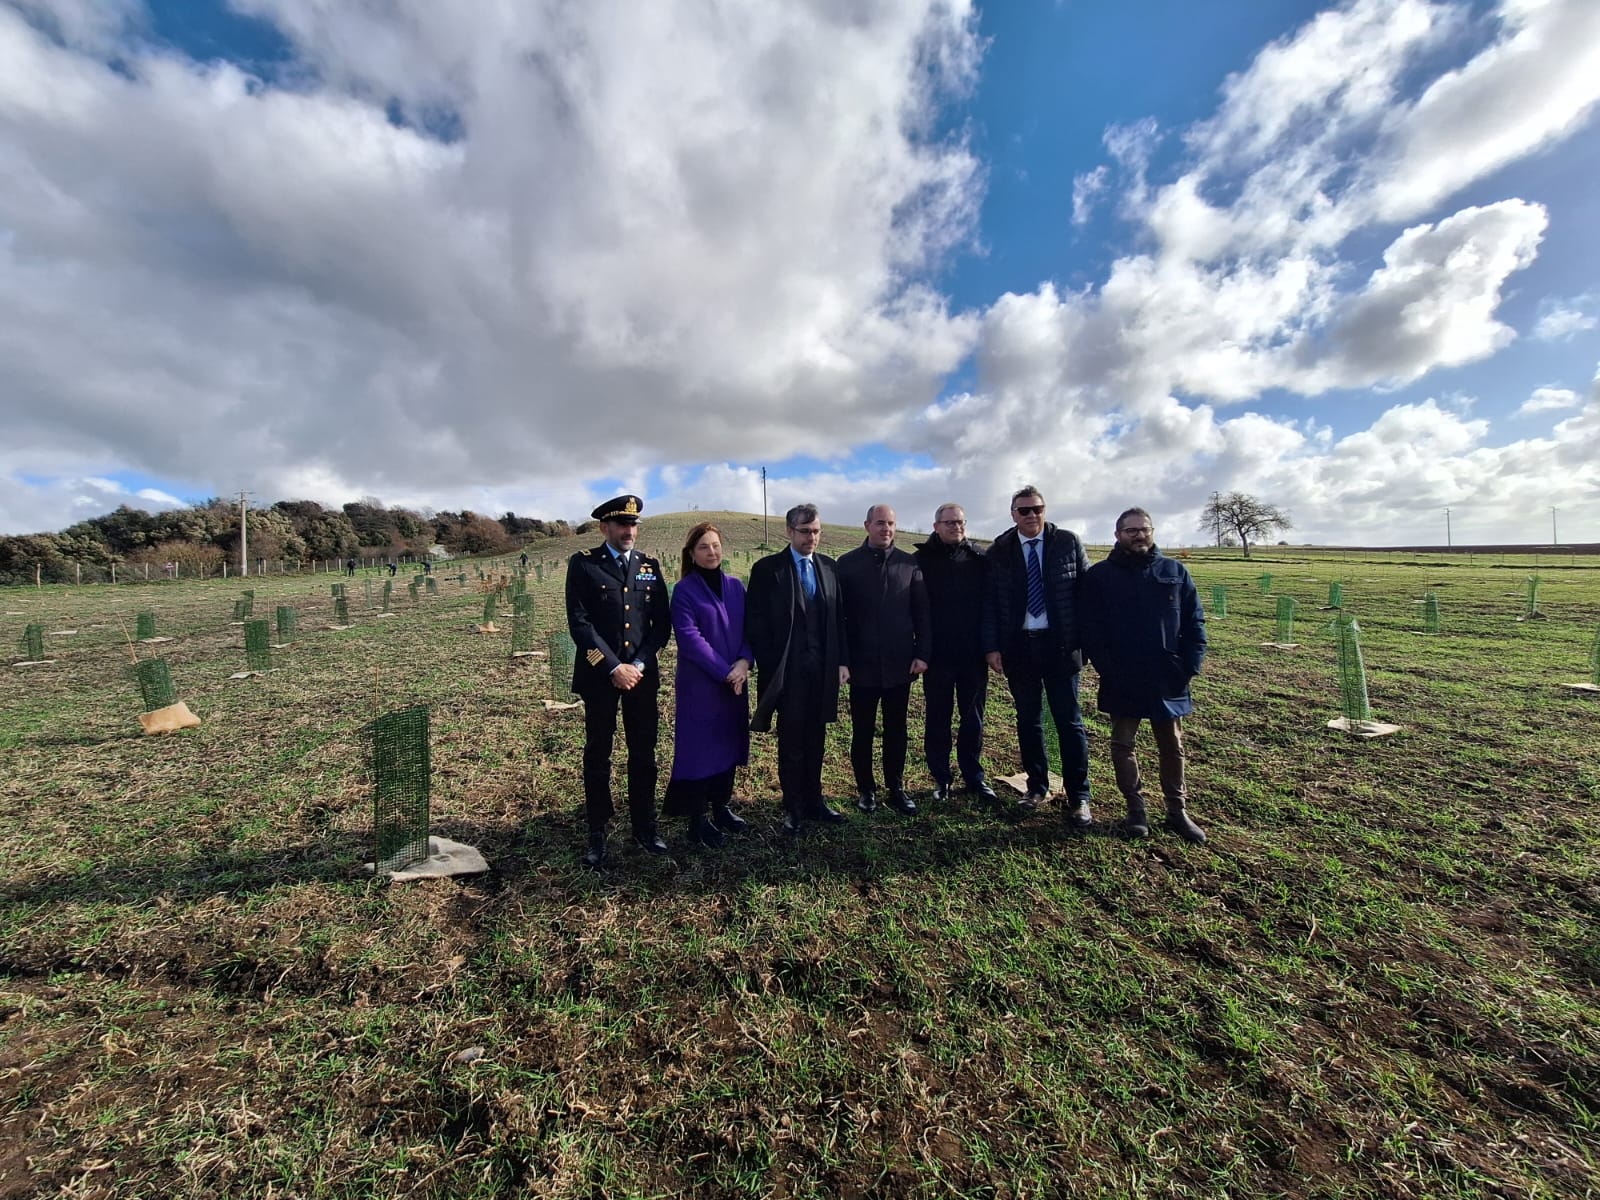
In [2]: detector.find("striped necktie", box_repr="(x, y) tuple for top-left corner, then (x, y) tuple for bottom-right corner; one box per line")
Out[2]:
(1025, 539), (1045, 619)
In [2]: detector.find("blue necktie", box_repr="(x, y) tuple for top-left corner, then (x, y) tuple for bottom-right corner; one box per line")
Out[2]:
(1025, 539), (1045, 619)
(800, 557), (816, 600)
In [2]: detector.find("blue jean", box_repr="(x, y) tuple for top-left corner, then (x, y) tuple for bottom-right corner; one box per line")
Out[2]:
(1002, 638), (1089, 801)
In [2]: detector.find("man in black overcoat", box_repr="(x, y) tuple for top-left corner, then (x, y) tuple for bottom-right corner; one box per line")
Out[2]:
(836, 504), (930, 814)
(745, 503), (850, 833)
(565, 494), (673, 866)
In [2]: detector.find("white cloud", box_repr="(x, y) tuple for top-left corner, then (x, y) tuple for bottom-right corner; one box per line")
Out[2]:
(1532, 294), (1598, 341)
(1517, 385), (1579, 415)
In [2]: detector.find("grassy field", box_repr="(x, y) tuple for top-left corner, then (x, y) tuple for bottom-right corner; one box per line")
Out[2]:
(3, 513), (1598, 1199)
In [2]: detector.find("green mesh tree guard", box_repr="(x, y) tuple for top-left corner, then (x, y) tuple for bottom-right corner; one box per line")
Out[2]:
(1326, 582), (1343, 609)
(456, 573), (466, 586)
(1525, 574), (1542, 618)
(535, 563), (544, 582)
(1590, 624), (1600, 688)
(408, 578), (420, 605)
(1211, 585), (1228, 618)
(331, 582), (344, 599)
(364, 578), (374, 608)
(381, 581), (393, 613)
(369, 705), (431, 872)
(512, 593), (535, 653)
(1423, 593), (1440, 634)
(232, 598), (248, 621)
(426, 576), (438, 594)
(133, 657), (178, 710)
(513, 574), (526, 597)
(276, 605), (296, 641)
(547, 630), (576, 690)
(1274, 594), (1297, 643)
(334, 595), (350, 625)
(1257, 573), (1273, 595)
(482, 593), (498, 623)
(244, 618), (273, 672)
(136, 611), (156, 639)
(1332, 614), (1371, 723)
(241, 590), (255, 616)
(21, 623), (44, 661)
(477, 568), (486, 580)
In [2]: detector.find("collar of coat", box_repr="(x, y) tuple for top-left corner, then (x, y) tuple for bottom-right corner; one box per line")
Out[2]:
(1107, 542), (1162, 568)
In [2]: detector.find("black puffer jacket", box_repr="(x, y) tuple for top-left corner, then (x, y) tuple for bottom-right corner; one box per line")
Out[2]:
(913, 536), (987, 667)
(980, 522), (1090, 672)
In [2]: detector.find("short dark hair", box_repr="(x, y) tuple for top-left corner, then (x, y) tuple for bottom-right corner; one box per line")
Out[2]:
(1116, 507), (1153, 532)
(786, 503), (819, 530)
(680, 522), (722, 578)
(1011, 485), (1044, 507)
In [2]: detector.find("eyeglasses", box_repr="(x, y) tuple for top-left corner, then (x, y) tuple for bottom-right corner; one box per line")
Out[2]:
(1119, 526), (1153, 536)
(937, 519), (966, 526)
(1012, 505), (1044, 517)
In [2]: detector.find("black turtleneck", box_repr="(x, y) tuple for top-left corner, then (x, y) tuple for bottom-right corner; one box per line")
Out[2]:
(692, 563), (724, 596)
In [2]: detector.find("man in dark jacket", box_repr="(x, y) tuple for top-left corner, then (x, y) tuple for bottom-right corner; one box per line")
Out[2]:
(566, 494), (674, 866)
(914, 503), (997, 806)
(745, 503), (850, 833)
(836, 504), (931, 815)
(1080, 507), (1207, 843)
(980, 485), (1093, 825)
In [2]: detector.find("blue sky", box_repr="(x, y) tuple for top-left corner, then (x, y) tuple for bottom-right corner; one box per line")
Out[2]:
(1, 0), (1597, 545)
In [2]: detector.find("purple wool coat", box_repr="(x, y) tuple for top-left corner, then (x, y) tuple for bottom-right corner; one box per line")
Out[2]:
(670, 569), (754, 782)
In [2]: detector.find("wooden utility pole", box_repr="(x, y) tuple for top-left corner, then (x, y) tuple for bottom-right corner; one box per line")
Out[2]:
(239, 490), (249, 578)
(761, 466), (768, 548)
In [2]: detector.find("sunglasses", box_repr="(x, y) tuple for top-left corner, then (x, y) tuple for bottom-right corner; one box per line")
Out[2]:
(1012, 505), (1044, 516)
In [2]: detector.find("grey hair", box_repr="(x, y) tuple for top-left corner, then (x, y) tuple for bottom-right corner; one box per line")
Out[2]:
(933, 502), (965, 524)
(785, 503), (820, 530)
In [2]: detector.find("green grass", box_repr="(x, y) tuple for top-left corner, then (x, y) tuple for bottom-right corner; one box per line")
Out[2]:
(1, 526), (1598, 1197)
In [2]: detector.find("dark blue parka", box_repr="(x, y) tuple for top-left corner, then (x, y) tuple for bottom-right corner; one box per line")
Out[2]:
(1080, 544), (1206, 720)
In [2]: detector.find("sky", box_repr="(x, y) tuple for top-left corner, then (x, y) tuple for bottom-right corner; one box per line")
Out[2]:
(1, 0), (1597, 546)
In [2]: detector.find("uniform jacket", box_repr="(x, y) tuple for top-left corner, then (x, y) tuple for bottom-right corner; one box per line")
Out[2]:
(744, 549), (846, 732)
(835, 541), (932, 689)
(565, 544), (672, 698)
(1080, 544), (1206, 720)
(980, 521), (1090, 672)
(913, 535), (986, 667)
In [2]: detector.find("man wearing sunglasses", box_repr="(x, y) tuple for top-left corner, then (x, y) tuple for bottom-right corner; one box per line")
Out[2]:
(980, 486), (1093, 825)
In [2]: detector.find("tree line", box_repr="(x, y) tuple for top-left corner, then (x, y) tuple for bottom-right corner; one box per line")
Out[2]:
(0, 498), (574, 585)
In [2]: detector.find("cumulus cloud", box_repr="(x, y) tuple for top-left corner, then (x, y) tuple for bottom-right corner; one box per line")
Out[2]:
(1532, 294), (1598, 341)
(1517, 386), (1580, 415)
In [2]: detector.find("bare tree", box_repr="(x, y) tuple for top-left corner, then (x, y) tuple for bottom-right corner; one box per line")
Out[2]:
(1201, 492), (1292, 558)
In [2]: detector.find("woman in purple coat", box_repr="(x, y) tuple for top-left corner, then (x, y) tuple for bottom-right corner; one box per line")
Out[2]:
(664, 522), (753, 847)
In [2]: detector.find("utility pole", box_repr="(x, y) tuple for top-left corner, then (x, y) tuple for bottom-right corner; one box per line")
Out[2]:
(239, 489), (250, 577)
(1551, 507), (1558, 545)
(1444, 507), (1452, 548)
(761, 466), (768, 548)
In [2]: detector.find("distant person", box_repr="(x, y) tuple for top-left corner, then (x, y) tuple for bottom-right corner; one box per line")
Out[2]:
(1081, 508), (1207, 843)
(387, 561), (397, 577)
(423, 559), (433, 575)
(566, 495), (672, 867)
(914, 503), (996, 806)
(345, 557), (356, 577)
(663, 522), (752, 847)
(745, 503), (849, 834)
(835, 504), (929, 815)
(980, 485), (1093, 826)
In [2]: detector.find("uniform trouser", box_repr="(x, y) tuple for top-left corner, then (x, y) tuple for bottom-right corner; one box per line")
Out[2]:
(580, 675), (660, 835)
(1002, 638), (1090, 801)
(922, 659), (988, 786)
(775, 662), (829, 817)
(848, 681), (910, 794)
(1109, 716), (1186, 807)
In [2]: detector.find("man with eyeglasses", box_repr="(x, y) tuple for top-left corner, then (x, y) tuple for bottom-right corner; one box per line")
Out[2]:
(746, 503), (851, 834)
(914, 503), (998, 807)
(980, 485), (1093, 825)
(1081, 507), (1208, 843)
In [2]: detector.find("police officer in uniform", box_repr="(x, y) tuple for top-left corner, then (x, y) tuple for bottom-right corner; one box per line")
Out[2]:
(566, 495), (673, 866)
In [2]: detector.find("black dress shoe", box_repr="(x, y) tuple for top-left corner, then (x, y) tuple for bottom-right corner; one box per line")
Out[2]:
(886, 789), (918, 815)
(633, 830), (670, 855)
(581, 834), (607, 868)
(807, 803), (848, 825)
(686, 815), (725, 848)
(782, 814), (805, 836)
(929, 781), (953, 803)
(711, 803), (748, 834)
(968, 780), (1000, 807)
(1017, 788), (1048, 815)
(856, 791), (879, 814)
